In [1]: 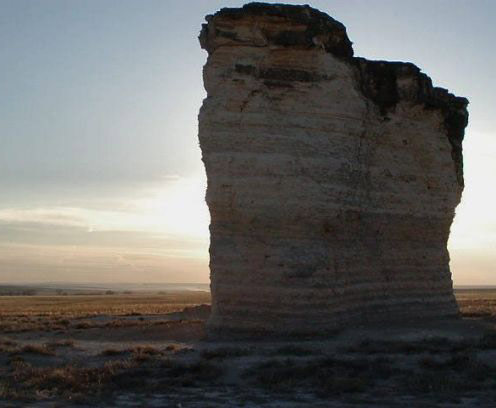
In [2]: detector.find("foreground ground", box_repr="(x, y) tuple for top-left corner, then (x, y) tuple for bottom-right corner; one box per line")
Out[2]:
(0, 289), (495, 407)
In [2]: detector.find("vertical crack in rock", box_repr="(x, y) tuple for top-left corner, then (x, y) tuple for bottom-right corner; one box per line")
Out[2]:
(198, 2), (469, 336)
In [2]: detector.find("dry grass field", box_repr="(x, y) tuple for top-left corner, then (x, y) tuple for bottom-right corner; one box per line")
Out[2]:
(0, 292), (210, 334)
(455, 288), (496, 319)
(0, 289), (495, 407)
(0, 292), (211, 318)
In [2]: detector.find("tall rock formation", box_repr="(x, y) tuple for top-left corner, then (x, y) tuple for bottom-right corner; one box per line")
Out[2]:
(198, 3), (469, 335)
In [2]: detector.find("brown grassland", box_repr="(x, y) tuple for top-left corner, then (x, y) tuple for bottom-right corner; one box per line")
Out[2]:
(0, 292), (211, 317)
(0, 289), (495, 407)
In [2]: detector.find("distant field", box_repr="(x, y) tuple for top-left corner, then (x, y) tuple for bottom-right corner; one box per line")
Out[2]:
(0, 289), (493, 319)
(455, 288), (496, 318)
(455, 288), (496, 298)
(0, 292), (211, 318)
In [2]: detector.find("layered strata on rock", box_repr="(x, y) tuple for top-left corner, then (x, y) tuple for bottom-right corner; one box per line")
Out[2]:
(198, 2), (469, 335)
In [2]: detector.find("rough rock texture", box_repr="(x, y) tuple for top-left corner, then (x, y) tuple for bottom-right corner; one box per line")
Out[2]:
(198, 3), (469, 335)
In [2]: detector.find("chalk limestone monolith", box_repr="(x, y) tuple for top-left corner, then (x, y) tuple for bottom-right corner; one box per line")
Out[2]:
(198, 3), (469, 335)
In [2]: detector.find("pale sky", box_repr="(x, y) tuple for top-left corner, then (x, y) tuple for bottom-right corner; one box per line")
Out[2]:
(0, 0), (494, 285)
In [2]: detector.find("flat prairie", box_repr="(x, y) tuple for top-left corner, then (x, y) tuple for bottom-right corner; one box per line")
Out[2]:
(0, 292), (211, 318)
(455, 288), (496, 318)
(0, 289), (495, 407)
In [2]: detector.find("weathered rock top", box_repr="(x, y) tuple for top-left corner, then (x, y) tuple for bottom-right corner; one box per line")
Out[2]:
(200, 2), (468, 185)
(200, 2), (353, 57)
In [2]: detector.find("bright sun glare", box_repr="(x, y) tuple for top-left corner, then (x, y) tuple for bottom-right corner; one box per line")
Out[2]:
(143, 176), (210, 239)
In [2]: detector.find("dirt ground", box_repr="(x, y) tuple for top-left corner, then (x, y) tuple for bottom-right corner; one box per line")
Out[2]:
(1, 290), (496, 407)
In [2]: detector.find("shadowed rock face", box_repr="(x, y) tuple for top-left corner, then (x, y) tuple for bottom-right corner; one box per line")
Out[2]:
(198, 3), (469, 336)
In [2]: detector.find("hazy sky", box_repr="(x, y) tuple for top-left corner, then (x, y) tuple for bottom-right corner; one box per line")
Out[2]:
(1, 0), (495, 285)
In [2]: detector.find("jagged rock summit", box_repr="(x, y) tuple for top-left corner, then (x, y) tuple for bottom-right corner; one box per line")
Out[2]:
(198, 3), (469, 335)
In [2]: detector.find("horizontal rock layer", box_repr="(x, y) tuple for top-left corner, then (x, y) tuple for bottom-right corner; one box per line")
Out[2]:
(198, 3), (469, 335)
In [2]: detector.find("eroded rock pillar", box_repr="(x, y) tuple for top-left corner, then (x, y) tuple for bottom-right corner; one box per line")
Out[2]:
(198, 3), (469, 335)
